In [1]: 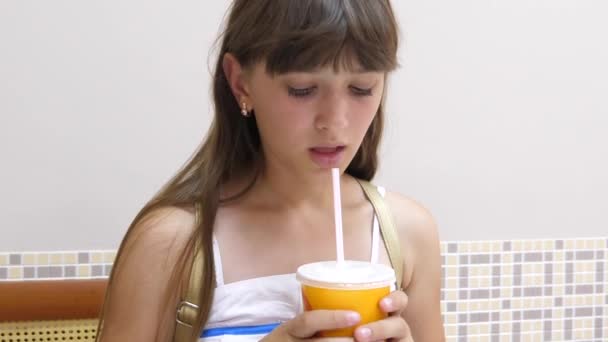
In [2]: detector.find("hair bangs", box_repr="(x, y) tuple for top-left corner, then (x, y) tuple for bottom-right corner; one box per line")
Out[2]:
(250, 0), (398, 75)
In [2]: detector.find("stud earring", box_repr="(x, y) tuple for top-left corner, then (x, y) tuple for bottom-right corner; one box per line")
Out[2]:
(240, 102), (250, 117)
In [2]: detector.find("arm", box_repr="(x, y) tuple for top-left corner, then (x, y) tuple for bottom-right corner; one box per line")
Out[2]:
(97, 207), (195, 342)
(391, 194), (445, 342)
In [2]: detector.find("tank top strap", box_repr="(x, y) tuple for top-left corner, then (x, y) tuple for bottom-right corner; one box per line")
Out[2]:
(212, 234), (225, 286)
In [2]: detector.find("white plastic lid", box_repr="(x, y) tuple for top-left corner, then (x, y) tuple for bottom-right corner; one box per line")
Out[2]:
(296, 260), (396, 290)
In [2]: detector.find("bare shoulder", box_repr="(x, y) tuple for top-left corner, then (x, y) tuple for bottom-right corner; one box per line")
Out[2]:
(383, 191), (439, 248)
(124, 206), (196, 253)
(383, 191), (445, 340)
(98, 206), (197, 342)
(116, 206), (197, 273)
(383, 190), (441, 287)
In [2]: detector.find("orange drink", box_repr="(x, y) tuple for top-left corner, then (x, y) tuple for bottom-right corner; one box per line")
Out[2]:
(296, 260), (396, 337)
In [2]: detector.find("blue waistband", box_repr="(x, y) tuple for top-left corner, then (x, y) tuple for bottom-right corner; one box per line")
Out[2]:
(201, 323), (281, 337)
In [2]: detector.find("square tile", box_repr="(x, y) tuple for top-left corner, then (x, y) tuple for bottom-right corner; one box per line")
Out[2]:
(566, 240), (575, 249)
(78, 252), (89, 264)
(23, 253), (36, 265)
(458, 325), (467, 337)
(23, 267), (35, 279)
(92, 252), (104, 264)
(491, 242), (501, 251)
(49, 266), (62, 278)
(50, 253), (63, 265)
(104, 252), (116, 263)
(92, 265), (103, 277)
(513, 241), (523, 251)
(8, 267), (22, 279)
(78, 265), (90, 277)
(9, 254), (21, 265)
(458, 314), (467, 323)
(459, 255), (469, 265)
(37, 253), (49, 265)
(65, 266), (76, 277)
(64, 253), (77, 264)
(448, 243), (458, 253)
(38, 266), (50, 278)
(447, 256), (458, 266)
(554, 297), (563, 306)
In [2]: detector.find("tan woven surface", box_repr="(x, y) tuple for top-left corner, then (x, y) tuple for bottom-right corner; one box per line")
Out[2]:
(0, 319), (98, 342)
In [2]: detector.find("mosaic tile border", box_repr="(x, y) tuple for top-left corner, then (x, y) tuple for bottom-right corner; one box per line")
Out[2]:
(440, 237), (607, 341)
(0, 251), (115, 280)
(1, 238), (606, 341)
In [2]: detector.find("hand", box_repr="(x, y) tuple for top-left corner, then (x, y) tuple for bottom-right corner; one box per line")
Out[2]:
(353, 291), (412, 342)
(260, 310), (361, 341)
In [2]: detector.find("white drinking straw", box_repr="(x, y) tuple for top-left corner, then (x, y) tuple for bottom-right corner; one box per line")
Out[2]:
(332, 168), (345, 264)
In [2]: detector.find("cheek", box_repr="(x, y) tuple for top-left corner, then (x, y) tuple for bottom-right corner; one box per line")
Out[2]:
(259, 98), (312, 130)
(254, 102), (311, 147)
(351, 101), (380, 130)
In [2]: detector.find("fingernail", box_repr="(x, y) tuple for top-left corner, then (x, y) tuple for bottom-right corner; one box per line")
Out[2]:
(357, 327), (372, 338)
(346, 312), (361, 325)
(381, 297), (393, 310)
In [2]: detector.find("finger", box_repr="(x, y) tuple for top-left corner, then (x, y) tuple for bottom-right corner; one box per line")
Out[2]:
(312, 338), (355, 342)
(285, 310), (361, 338)
(379, 290), (409, 314)
(353, 316), (410, 342)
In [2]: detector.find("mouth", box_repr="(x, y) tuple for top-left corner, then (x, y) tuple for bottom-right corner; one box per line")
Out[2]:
(308, 146), (346, 168)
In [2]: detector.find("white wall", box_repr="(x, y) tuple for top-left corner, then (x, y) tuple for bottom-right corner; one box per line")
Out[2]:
(1, 1), (606, 252)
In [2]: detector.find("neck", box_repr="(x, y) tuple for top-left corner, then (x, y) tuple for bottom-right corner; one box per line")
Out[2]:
(252, 164), (357, 211)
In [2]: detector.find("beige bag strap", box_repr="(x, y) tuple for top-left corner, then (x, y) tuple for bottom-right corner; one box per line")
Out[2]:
(357, 179), (404, 290)
(174, 206), (204, 342)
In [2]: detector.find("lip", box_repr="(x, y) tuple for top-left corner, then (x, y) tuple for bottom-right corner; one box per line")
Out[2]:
(308, 146), (346, 168)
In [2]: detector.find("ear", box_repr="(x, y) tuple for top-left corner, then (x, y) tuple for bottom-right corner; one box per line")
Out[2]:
(222, 53), (252, 106)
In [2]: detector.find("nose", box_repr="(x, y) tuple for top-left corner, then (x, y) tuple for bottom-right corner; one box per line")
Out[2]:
(314, 91), (348, 132)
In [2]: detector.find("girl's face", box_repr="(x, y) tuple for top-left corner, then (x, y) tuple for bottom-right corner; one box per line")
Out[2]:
(246, 62), (385, 177)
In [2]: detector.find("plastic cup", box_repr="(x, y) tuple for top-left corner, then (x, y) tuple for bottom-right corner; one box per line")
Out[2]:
(296, 260), (396, 337)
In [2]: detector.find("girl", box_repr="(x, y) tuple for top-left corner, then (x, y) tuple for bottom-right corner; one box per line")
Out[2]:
(96, 1), (444, 341)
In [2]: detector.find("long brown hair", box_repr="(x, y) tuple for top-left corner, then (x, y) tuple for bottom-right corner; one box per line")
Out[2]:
(96, 1), (399, 341)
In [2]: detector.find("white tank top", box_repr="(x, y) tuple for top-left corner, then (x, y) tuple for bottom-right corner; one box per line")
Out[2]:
(199, 187), (388, 341)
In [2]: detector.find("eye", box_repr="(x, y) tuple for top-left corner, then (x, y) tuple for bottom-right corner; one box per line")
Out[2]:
(288, 86), (316, 98)
(350, 86), (373, 96)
